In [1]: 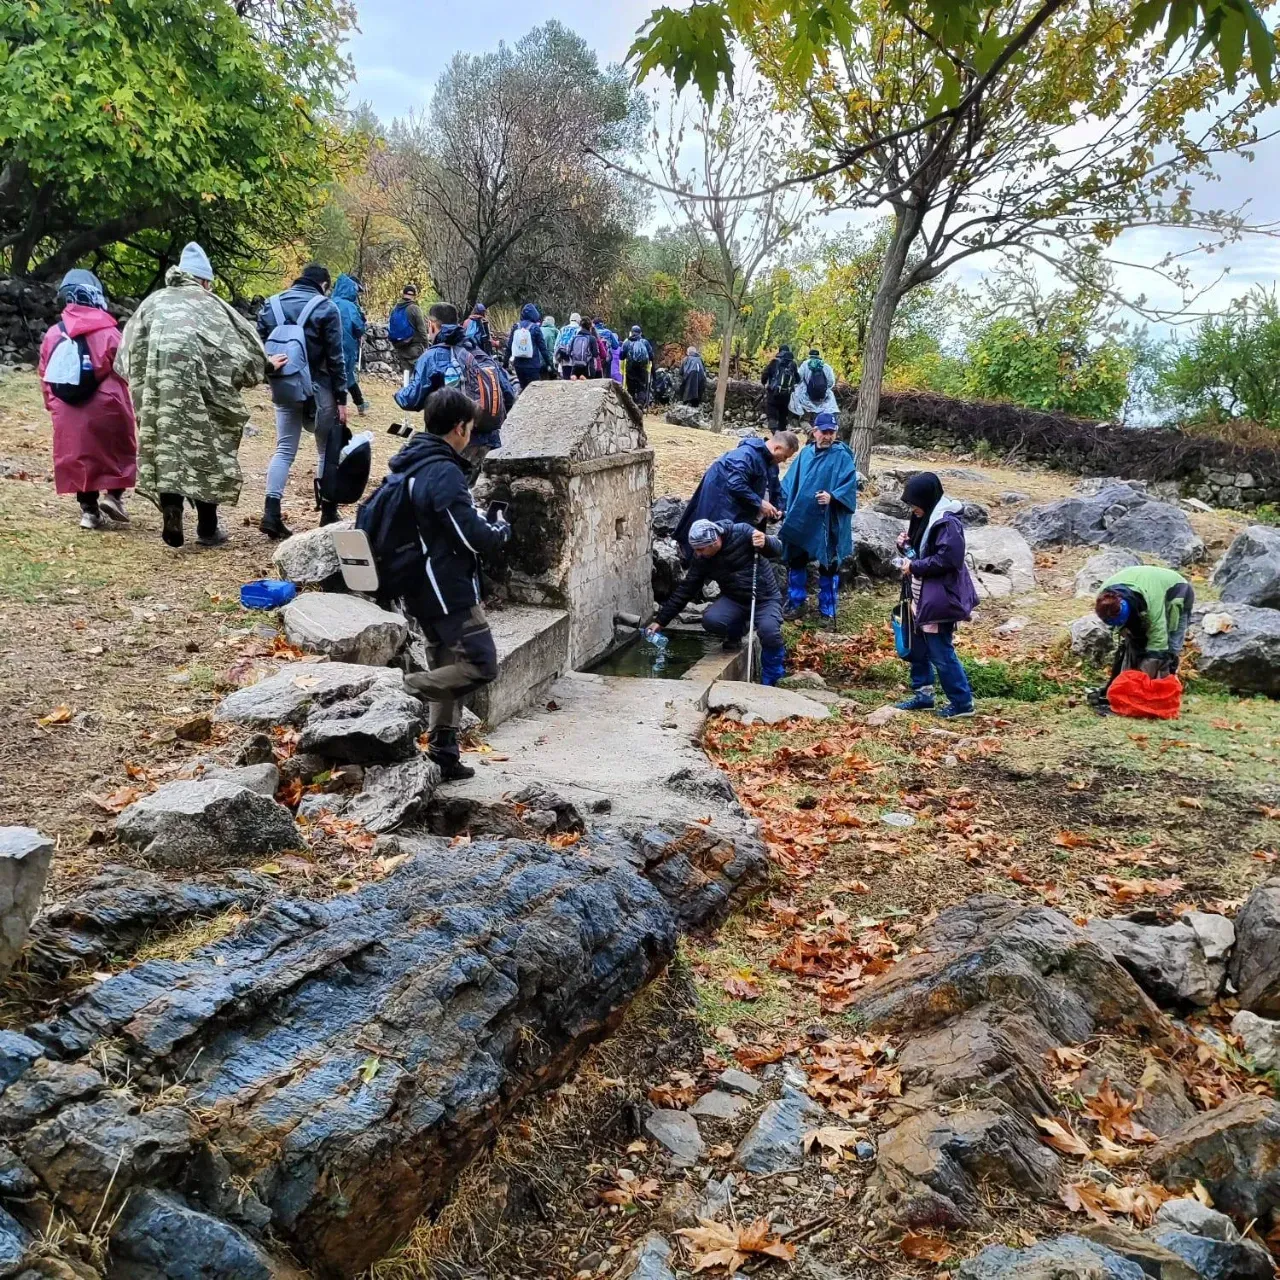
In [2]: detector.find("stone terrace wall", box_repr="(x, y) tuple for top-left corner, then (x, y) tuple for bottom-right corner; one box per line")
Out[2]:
(0, 277), (134, 368)
(704, 377), (1280, 509)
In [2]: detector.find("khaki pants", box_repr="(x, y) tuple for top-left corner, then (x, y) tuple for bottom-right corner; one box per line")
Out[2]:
(404, 604), (499, 747)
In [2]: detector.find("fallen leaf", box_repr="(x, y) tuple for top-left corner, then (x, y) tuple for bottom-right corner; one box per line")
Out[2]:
(677, 1218), (796, 1274)
(1035, 1115), (1092, 1158)
(1176, 795), (1204, 810)
(899, 1232), (951, 1263)
(648, 1083), (696, 1110)
(723, 974), (763, 1001)
(1054, 830), (1094, 849)
(1257, 805), (1280, 820)
(1091, 1135), (1141, 1167)
(38, 704), (73, 727)
(254, 862), (284, 876)
(86, 786), (141, 815)
(1082, 1080), (1158, 1145)
(1061, 1180), (1112, 1225)
(547, 830), (581, 849)
(278, 777), (305, 808)
(357, 1054), (381, 1084)
(803, 1126), (863, 1158)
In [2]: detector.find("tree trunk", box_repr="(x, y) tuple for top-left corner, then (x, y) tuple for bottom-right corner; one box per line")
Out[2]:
(847, 204), (921, 475)
(30, 205), (174, 281)
(712, 307), (737, 430)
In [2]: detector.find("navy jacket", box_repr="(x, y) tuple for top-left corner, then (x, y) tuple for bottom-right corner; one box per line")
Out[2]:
(657, 521), (781, 626)
(505, 303), (553, 377)
(674, 437), (782, 549)
(395, 324), (468, 411)
(257, 280), (348, 403)
(389, 432), (510, 619)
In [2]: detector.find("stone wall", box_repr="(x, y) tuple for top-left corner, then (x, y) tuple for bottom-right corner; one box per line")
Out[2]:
(0, 277), (134, 368)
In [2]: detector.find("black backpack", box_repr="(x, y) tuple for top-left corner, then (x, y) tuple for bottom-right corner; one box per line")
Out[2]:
(45, 324), (99, 406)
(804, 357), (829, 401)
(769, 357), (798, 396)
(320, 426), (372, 506)
(355, 464), (428, 603)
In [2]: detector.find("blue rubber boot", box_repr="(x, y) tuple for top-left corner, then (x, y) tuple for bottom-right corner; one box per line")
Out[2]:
(818, 572), (838, 627)
(760, 646), (786, 686)
(784, 567), (808, 618)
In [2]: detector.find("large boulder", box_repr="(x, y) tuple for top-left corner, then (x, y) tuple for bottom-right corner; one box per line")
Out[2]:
(1069, 613), (1113, 662)
(956, 1234), (1157, 1279)
(1075, 549), (1143, 597)
(1083, 914), (1228, 1006)
(282, 593), (408, 667)
(215, 663), (403, 729)
(852, 508), (906, 579)
(1230, 1010), (1280, 1072)
(664, 404), (714, 431)
(1196, 604), (1280, 695)
(1211, 525), (1280, 608)
(960, 499), (990, 526)
(651, 495), (686, 539)
(1228, 877), (1280, 1013)
(1104, 503), (1204, 566)
(115, 780), (302, 869)
(297, 685), (427, 763)
(1015, 487), (1203, 566)
(965, 525), (1036, 594)
(0, 828), (53, 980)
(271, 522), (351, 587)
(652, 537), (683, 602)
(342, 755), (441, 834)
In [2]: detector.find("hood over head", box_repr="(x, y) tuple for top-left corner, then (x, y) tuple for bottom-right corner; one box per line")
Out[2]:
(333, 273), (360, 302)
(388, 429), (463, 475)
(58, 269), (107, 310)
(521, 302), (541, 322)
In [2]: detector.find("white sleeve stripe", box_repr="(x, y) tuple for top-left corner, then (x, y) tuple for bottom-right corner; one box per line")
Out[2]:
(447, 510), (477, 553)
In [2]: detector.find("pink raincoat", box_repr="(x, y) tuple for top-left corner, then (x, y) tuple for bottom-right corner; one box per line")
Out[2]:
(39, 305), (137, 495)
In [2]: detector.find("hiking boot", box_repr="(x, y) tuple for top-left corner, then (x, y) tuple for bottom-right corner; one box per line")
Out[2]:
(260, 496), (292, 540)
(161, 502), (184, 548)
(935, 703), (975, 719)
(319, 502), (341, 527)
(783, 600), (808, 621)
(99, 493), (129, 523)
(721, 638), (743, 653)
(79, 509), (105, 531)
(895, 690), (935, 711)
(197, 527), (230, 548)
(430, 755), (476, 782)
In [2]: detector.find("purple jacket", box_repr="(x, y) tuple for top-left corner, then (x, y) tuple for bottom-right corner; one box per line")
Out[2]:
(909, 508), (979, 625)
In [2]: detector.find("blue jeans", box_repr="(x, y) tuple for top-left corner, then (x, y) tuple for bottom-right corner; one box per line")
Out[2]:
(266, 382), (336, 500)
(909, 621), (972, 709)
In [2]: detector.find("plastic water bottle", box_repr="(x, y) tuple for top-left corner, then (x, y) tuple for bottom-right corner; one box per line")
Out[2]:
(644, 632), (670, 650)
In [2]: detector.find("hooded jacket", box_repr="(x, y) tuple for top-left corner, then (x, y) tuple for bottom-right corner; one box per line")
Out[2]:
(331, 274), (366, 389)
(506, 303), (553, 375)
(674, 437), (783, 550)
(1100, 565), (1189, 653)
(789, 356), (838, 417)
(679, 353), (707, 405)
(389, 431), (510, 618)
(779, 439), (857, 566)
(395, 324), (468, 411)
(908, 496), (979, 626)
(657, 521), (782, 626)
(256, 278), (347, 403)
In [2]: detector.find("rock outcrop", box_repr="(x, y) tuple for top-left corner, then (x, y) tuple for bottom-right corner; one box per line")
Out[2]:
(297, 684), (427, 763)
(1083, 912), (1230, 1007)
(272, 523), (350, 587)
(965, 525), (1036, 594)
(1195, 603), (1280, 695)
(1070, 613), (1114, 662)
(1211, 525), (1280, 609)
(282, 593), (408, 667)
(1076, 548), (1143, 597)
(1228, 877), (1280, 1014)
(215, 662), (404, 729)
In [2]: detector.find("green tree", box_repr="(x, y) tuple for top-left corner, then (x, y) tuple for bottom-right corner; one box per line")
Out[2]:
(0, 0), (354, 292)
(602, 270), (691, 347)
(1155, 288), (1280, 425)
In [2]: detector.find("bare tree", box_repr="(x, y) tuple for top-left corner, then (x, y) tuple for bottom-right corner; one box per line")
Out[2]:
(657, 76), (811, 429)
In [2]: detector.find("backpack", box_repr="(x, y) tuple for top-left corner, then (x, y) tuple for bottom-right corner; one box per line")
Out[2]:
(769, 357), (798, 396)
(355, 465), (428, 603)
(263, 293), (326, 406)
(320, 427), (373, 505)
(388, 301), (415, 345)
(43, 324), (98, 406)
(452, 347), (506, 434)
(570, 331), (600, 372)
(627, 338), (651, 368)
(804, 357), (829, 402)
(511, 322), (535, 360)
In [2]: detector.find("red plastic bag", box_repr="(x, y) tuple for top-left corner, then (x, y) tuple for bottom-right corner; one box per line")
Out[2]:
(1106, 668), (1183, 720)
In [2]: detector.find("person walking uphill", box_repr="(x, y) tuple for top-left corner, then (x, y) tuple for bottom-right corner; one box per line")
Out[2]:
(779, 413), (857, 627)
(622, 326), (653, 406)
(894, 472), (978, 719)
(388, 284), (429, 379)
(761, 345), (799, 428)
(506, 303), (553, 389)
(116, 242), (275, 549)
(256, 263), (349, 538)
(789, 347), (839, 422)
(649, 519), (788, 685)
(39, 270), (136, 531)
(464, 303), (493, 355)
(332, 273), (368, 416)
(392, 389), (511, 779)
(679, 347), (707, 406)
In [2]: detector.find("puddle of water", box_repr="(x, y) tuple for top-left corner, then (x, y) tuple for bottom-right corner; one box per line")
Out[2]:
(588, 630), (723, 679)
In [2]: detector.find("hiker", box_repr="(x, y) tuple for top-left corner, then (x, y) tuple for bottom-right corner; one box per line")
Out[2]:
(679, 346), (707, 406)
(332, 273), (368, 417)
(779, 413), (857, 627)
(648, 519), (787, 685)
(116, 242), (277, 549)
(39, 269), (137, 531)
(506, 303), (553, 388)
(893, 472), (978, 719)
(540, 314), (560, 375)
(388, 284), (429, 379)
(1093, 566), (1195, 695)
(789, 347), (839, 421)
(761, 344), (799, 427)
(394, 388), (511, 779)
(595, 319), (623, 383)
(555, 313), (582, 377)
(566, 315), (605, 379)
(623, 325), (653, 406)
(458, 339), (515, 477)
(673, 431), (800, 551)
(256, 263), (350, 537)
(464, 302), (493, 355)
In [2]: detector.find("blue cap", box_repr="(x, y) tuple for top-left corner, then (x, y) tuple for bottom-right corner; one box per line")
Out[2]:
(814, 412), (838, 432)
(473, 303), (486, 314)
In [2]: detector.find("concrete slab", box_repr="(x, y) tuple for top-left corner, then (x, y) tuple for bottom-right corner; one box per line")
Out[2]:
(707, 681), (832, 724)
(470, 605), (569, 728)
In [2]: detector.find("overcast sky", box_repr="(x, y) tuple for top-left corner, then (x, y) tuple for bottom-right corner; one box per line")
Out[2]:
(345, 3), (1280, 335)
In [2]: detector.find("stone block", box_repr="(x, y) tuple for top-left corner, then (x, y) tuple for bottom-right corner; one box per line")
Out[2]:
(282, 594), (408, 666)
(271, 522), (351, 586)
(468, 606), (570, 728)
(215, 662), (403, 728)
(0, 827), (53, 978)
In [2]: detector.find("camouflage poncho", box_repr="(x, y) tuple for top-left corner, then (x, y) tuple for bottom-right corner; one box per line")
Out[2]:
(116, 267), (267, 506)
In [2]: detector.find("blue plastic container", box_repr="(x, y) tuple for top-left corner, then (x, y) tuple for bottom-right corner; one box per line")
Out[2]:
(241, 578), (297, 610)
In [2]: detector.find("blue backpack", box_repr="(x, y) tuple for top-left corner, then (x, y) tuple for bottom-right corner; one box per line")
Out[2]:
(388, 302), (415, 344)
(264, 293), (325, 406)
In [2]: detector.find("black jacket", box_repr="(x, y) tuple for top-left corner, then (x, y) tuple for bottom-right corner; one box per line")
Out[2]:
(257, 280), (348, 403)
(389, 432), (509, 619)
(657, 521), (781, 626)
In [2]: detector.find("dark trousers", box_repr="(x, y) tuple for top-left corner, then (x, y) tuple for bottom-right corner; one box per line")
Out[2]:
(77, 488), (125, 513)
(404, 604), (499, 758)
(785, 548), (838, 575)
(348, 381), (365, 408)
(765, 392), (793, 427)
(702, 594), (784, 651)
(159, 492), (218, 536)
(908, 621), (972, 709)
(515, 365), (540, 389)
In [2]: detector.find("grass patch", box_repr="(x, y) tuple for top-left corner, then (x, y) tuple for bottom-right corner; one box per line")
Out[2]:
(132, 910), (248, 963)
(961, 657), (1077, 701)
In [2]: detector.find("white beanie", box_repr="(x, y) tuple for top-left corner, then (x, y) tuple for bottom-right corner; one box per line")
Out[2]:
(178, 241), (214, 282)
(570, 312), (581, 325)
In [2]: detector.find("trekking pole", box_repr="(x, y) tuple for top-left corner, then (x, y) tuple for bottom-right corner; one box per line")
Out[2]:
(745, 551), (759, 684)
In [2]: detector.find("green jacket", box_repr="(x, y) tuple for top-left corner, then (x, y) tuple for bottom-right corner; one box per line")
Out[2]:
(116, 267), (267, 506)
(1101, 564), (1188, 651)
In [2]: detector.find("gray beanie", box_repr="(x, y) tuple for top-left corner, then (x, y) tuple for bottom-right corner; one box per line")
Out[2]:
(688, 519), (721, 549)
(178, 242), (214, 282)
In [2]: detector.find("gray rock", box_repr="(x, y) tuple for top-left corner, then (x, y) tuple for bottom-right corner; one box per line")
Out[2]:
(0, 1032), (43, 1094)
(1070, 613), (1115, 662)
(1196, 603), (1280, 695)
(1155, 1197), (1241, 1242)
(734, 1084), (819, 1174)
(0, 1204), (29, 1271)
(651, 496), (685, 538)
(1083, 916), (1223, 1006)
(235, 732), (276, 765)
(652, 537), (683, 603)
(965, 525), (1036, 593)
(689, 1090), (749, 1121)
(298, 686), (427, 764)
(718, 1067), (762, 1096)
(615, 1233), (677, 1280)
(1077, 477), (1147, 495)
(0, 827), (53, 978)
(1075, 549), (1143, 597)
(865, 704), (904, 726)
(1105, 503), (1204, 566)
(1147, 1228), (1273, 1280)
(271, 522), (350, 586)
(664, 404), (714, 430)
(203, 762), (279, 798)
(1015, 485), (1151, 549)
(874, 495), (912, 519)
(115, 780), (302, 869)
(1229, 877), (1280, 1013)
(1185, 910), (1234, 963)
(779, 670), (828, 690)
(960, 500), (990, 526)
(1231, 1010), (1280, 1073)
(852, 508), (907, 579)
(1212, 525), (1280, 609)
(343, 755), (441, 834)
(645, 1109), (704, 1168)
(282, 593), (408, 667)
(956, 1235), (1146, 1279)
(215, 662), (403, 728)
(1000, 491), (1031, 505)
(973, 570), (1014, 600)
(994, 615), (1030, 637)
(707, 681), (831, 725)
(699, 1174), (736, 1220)
(296, 792), (346, 821)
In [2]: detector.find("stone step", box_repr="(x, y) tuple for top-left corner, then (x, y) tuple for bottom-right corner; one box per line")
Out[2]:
(470, 604), (570, 727)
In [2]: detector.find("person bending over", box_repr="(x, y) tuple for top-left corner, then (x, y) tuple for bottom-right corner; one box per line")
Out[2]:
(1092, 566), (1194, 701)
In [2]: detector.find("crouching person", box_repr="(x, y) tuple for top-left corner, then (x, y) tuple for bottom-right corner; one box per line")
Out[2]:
(1093, 566), (1194, 699)
(647, 518), (787, 685)
(395, 388), (510, 779)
